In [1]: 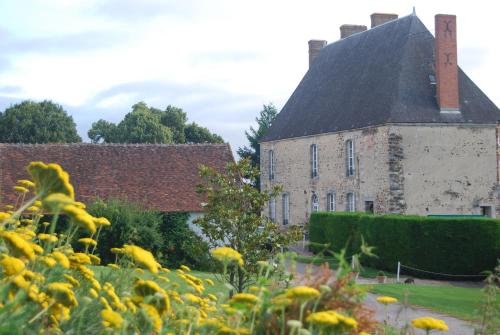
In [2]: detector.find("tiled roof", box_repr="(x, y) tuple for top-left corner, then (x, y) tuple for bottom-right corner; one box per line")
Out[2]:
(0, 143), (234, 212)
(262, 15), (500, 142)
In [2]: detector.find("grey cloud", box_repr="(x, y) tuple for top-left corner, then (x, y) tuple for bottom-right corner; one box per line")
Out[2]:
(91, 0), (199, 21)
(191, 50), (260, 64)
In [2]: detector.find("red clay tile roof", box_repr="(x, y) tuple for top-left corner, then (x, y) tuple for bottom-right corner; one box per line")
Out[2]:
(0, 143), (234, 212)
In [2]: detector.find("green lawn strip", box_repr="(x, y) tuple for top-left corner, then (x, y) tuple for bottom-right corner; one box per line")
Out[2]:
(295, 255), (388, 278)
(368, 283), (483, 321)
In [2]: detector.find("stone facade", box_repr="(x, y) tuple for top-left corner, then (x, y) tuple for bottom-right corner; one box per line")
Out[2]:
(260, 124), (499, 226)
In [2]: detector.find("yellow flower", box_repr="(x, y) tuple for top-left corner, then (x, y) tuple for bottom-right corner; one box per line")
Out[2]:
(184, 293), (203, 305)
(30, 243), (44, 255)
(205, 278), (215, 286)
(13, 186), (29, 193)
(0, 256), (25, 276)
(47, 282), (78, 308)
(49, 303), (70, 323)
(42, 193), (74, 211)
(412, 317), (449, 331)
(0, 231), (35, 260)
(376, 296), (398, 305)
(123, 244), (159, 273)
(4, 205), (14, 210)
(100, 296), (112, 310)
(230, 293), (259, 305)
(286, 286), (320, 301)
(38, 233), (58, 243)
(180, 265), (191, 272)
(360, 332), (371, 335)
(270, 294), (293, 309)
(73, 201), (86, 209)
(17, 179), (35, 188)
(27, 161), (74, 199)
(15, 228), (36, 240)
(89, 288), (99, 298)
(337, 313), (358, 330)
(94, 217), (111, 226)
(207, 293), (217, 301)
(78, 237), (97, 246)
(69, 253), (92, 266)
(89, 254), (101, 265)
(110, 247), (125, 254)
(63, 274), (80, 288)
(27, 206), (40, 212)
(141, 303), (162, 332)
(0, 212), (12, 222)
(50, 251), (70, 269)
(101, 309), (123, 329)
(133, 279), (162, 297)
(107, 263), (120, 270)
(39, 256), (57, 268)
(211, 247), (244, 266)
(307, 310), (339, 327)
(63, 205), (96, 234)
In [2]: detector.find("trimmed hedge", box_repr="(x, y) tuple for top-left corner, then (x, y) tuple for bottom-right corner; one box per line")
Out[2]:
(309, 212), (500, 276)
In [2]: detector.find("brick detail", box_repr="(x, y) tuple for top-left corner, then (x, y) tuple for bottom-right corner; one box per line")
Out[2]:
(308, 40), (327, 68)
(0, 143), (233, 212)
(388, 133), (406, 213)
(435, 14), (459, 112)
(370, 13), (398, 28)
(340, 25), (367, 38)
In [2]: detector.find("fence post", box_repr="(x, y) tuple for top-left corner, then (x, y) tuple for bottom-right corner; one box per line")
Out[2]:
(397, 261), (401, 283)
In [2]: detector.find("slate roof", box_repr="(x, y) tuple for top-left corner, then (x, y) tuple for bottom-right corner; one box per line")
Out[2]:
(0, 143), (234, 212)
(262, 14), (500, 142)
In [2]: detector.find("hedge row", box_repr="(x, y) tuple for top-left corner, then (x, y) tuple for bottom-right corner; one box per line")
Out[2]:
(309, 212), (500, 276)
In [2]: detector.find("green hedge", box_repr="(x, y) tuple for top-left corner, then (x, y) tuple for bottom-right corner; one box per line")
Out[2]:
(309, 212), (500, 276)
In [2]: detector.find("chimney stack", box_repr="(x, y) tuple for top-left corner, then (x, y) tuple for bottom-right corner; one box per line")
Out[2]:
(370, 13), (398, 28)
(435, 14), (459, 113)
(308, 40), (327, 68)
(340, 24), (367, 38)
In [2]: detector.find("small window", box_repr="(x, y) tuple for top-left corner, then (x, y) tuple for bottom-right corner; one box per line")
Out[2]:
(365, 201), (374, 213)
(311, 194), (319, 212)
(282, 193), (289, 225)
(346, 192), (356, 212)
(346, 140), (355, 177)
(269, 150), (274, 180)
(310, 144), (318, 178)
(327, 193), (336, 212)
(268, 198), (276, 222)
(480, 206), (494, 218)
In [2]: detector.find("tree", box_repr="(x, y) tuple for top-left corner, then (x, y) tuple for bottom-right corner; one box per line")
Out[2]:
(185, 122), (224, 144)
(88, 102), (224, 144)
(0, 100), (81, 143)
(195, 158), (300, 293)
(237, 103), (278, 189)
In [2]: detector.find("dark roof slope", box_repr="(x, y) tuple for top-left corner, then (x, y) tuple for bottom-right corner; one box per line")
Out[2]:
(262, 15), (500, 142)
(0, 143), (233, 212)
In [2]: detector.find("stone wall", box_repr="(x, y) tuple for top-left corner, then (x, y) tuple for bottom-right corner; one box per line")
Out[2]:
(260, 124), (499, 225)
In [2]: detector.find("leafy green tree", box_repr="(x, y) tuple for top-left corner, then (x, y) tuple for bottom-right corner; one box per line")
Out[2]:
(195, 158), (300, 293)
(88, 102), (223, 144)
(237, 103), (278, 189)
(0, 100), (81, 143)
(185, 122), (224, 144)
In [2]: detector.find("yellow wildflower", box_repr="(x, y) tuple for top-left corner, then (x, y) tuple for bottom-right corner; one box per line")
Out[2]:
(30, 243), (44, 255)
(123, 297), (137, 313)
(207, 293), (218, 302)
(17, 179), (35, 188)
(133, 279), (163, 297)
(63, 205), (96, 234)
(135, 268), (145, 274)
(47, 282), (78, 308)
(23, 270), (45, 283)
(141, 303), (162, 332)
(307, 310), (340, 327)
(27, 206), (39, 212)
(0, 231), (35, 260)
(4, 205), (14, 210)
(123, 244), (159, 273)
(38, 233), (58, 243)
(89, 288), (99, 298)
(78, 237), (97, 246)
(27, 161), (74, 199)
(73, 201), (86, 209)
(0, 212), (11, 222)
(101, 309), (123, 329)
(13, 186), (29, 193)
(15, 228), (36, 240)
(180, 265), (191, 272)
(205, 278), (215, 286)
(211, 247), (244, 266)
(157, 275), (170, 283)
(286, 286), (320, 301)
(230, 293), (259, 306)
(0, 256), (25, 276)
(69, 253), (92, 266)
(270, 294), (293, 309)
(337, 313), (358, 330)
(42, 193), (74, 211)
(94, 217), (111, 226)
(89, 254), (101, 265)
(376, 296), (398, 305)
(107, 263), (120, 270)
(39, 256), (57, 268)
(412, 317), (449, 331)
(49, 303), (70, 323)
(51, 251), (70, 269)
(63, 274), (80, 288)
(100, 296), (112, 310)
(110, 247), (125, 254)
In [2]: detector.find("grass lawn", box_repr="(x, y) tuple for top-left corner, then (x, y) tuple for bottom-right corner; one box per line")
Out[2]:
(295, 255), (389, 278)
(368, 283), (485, 321)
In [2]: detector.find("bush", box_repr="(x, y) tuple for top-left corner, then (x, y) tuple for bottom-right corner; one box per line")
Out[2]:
(309, 212), (500, 276)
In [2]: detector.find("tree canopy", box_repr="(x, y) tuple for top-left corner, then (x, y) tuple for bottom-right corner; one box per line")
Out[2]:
(0, 100), (81, 143)
(237, 103), (278, 189)
(88, 102), (224, 144)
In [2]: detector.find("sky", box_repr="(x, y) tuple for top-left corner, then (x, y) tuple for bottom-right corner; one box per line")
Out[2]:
(0, 0), (498, 152)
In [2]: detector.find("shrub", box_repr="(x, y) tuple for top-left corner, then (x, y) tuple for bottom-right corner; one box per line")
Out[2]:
(309, 212), (500, 276)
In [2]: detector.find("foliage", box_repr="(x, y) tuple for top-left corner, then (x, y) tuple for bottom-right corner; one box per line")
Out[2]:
(237, 103), (278, 189)
(476, 262), (500, 334)
(88, 101), (223, 144)
(195, 158), (301, 292)
(0, 100), (81, 143)
(309, 212), (500, 276)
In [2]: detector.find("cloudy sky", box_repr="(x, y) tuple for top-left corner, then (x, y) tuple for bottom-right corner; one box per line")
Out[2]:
(0, 0), (498, 152)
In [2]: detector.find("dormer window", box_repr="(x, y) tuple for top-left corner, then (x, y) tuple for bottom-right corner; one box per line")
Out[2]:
(310, 144), (318, 178)
(346, 140), (355, 176)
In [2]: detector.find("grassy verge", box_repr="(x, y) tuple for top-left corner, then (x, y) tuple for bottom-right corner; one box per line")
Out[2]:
(295, 255), (389, 278)
(368, 283), (484, 321)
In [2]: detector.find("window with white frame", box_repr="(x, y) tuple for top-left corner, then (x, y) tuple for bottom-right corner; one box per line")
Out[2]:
(311, 144), (318, 178)
(327, 192), (336, 212)
(269, 150), (274, 180)
(346, 140), (355, 176)
(311, 193), (319, 212)
(282, 193), (289, 225)
(268, 198), (276, 222)
(346, 192), (356, 212)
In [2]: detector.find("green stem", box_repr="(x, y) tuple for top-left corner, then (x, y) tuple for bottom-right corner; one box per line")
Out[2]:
(91, 225), (103, 254)
(280, 308), (286, 335)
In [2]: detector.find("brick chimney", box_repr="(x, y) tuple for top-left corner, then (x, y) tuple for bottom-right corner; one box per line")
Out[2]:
(370, 13), (398, 28)
(340, 24), (367, 38)
(435, 14), (460, 113)
(308, 40), (327, 68)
